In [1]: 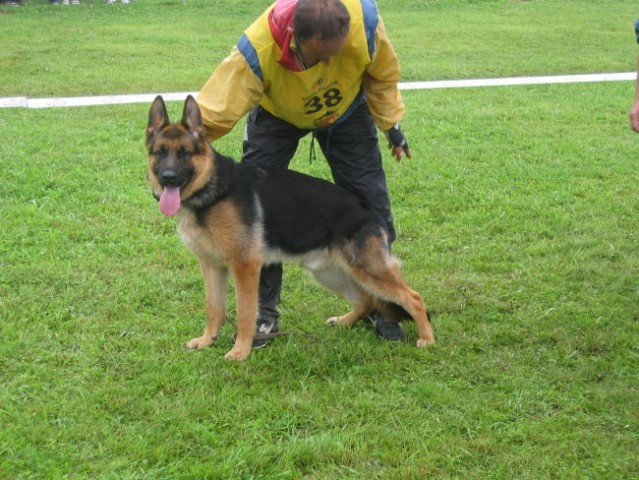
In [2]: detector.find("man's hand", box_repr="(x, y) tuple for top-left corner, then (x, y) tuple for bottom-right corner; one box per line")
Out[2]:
(385, 123), (411, 161)
(630, 100), (639, 133)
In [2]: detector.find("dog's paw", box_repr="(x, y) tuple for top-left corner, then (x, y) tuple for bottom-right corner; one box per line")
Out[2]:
(416, 337), (435, 348)
(326, 316), (339, 326)
(224, 346), (251, 361)
(186, 336), (215, 350)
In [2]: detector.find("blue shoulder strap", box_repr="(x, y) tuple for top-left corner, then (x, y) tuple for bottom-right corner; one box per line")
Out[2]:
(635, 18), (639, 44)
(360, 0), (379, 59)
(237, 34), (264, 81)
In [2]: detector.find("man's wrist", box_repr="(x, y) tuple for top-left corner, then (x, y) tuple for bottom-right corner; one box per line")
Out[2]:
(385, 123), (407, 148)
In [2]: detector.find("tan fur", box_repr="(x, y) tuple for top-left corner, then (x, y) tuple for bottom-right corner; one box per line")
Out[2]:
(146, 95), (435, 361)
(179, 200), (263, 360)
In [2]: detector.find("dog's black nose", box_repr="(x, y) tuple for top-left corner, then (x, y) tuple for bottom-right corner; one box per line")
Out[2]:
(160, 170), (180, 186)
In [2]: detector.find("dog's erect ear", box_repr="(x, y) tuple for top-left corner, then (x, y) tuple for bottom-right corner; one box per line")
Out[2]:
(181, 95), (204, 140)
(147, 95), (170, 145)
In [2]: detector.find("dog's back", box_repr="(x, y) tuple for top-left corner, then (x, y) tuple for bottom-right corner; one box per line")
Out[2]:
(254, 166), (387, 257)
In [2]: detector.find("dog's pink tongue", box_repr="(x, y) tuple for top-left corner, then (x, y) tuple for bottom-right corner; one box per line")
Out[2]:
(159, 187), (181, 216)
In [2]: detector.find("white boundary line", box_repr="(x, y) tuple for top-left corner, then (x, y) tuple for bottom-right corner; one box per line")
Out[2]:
(0, 73), (635, 109)
(399, 72), (636, 90)
(0, 91), (198, 109)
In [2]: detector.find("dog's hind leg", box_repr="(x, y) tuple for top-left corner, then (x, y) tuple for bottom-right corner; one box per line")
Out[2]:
(341, 237), (435, 347)
(224, 258), (261, 361)
(187, 261), (228, 350)
(325, 298), (374, 327)
(358, 264), (435, 347)
(380, 285), (434, 348)
(308, 265), (374, 327)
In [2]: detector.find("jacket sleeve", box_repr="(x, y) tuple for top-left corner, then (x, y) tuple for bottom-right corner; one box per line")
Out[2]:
(196, 46), (265, 142)
(362, 16), (406, 131)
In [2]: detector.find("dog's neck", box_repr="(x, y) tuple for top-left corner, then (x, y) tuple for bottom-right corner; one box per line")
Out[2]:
(184, 148), (233, 212)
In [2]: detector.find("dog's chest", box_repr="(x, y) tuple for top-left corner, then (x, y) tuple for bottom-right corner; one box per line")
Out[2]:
(176, 204), (259, 265)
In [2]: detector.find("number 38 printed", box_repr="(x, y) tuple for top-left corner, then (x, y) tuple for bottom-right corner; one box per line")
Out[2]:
(304, 88), (343, 114)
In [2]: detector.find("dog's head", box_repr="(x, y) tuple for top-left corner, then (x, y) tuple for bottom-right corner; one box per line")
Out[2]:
(146, 95), (213, 216)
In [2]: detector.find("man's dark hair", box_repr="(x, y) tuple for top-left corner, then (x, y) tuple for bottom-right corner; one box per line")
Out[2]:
(293, 0), (351, 44)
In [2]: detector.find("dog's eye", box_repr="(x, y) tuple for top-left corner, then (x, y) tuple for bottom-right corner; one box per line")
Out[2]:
(177, 146), (191, 158)
(154, 145), (168, 156)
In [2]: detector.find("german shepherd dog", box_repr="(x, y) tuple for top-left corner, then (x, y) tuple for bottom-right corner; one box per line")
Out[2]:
(146, 95), (435, 360)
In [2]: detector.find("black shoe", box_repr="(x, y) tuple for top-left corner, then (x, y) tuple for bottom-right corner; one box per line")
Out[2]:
(254, 317), (278, 348)
(231, 317), (278, 348)
(365, 311), (405, 341)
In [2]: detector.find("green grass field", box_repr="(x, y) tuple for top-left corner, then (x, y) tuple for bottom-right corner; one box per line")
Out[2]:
(1, 0), (638, 478)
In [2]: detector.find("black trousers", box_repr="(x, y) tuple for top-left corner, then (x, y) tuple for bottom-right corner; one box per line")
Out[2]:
(241, 99), (395, 322)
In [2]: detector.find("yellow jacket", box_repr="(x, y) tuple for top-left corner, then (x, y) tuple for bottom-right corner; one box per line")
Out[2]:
(197, 0), (405, 141)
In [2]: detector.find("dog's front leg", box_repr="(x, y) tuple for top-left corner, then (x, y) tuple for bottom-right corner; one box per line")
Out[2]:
(224, 258), (261, 361)
(187, 261), (228, 350)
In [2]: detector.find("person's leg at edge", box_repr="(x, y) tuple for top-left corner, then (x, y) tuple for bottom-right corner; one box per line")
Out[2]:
(241, 106), (307, 347)
(316, 99), (405, 341)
